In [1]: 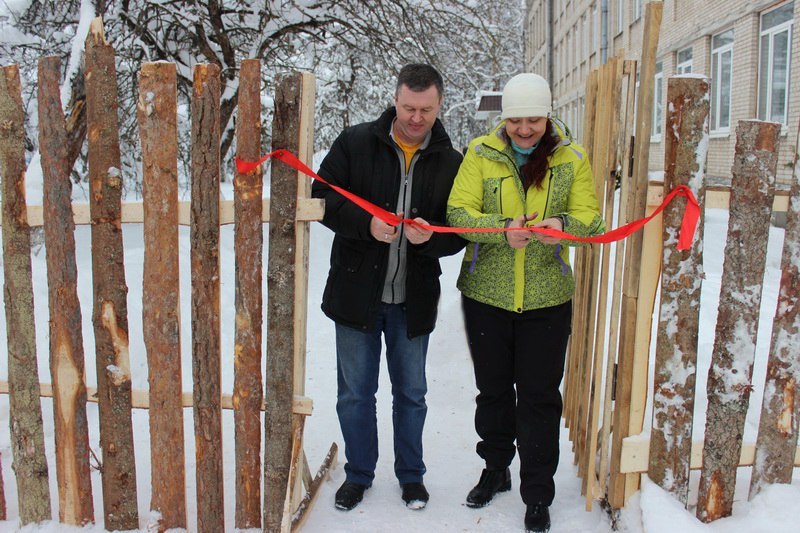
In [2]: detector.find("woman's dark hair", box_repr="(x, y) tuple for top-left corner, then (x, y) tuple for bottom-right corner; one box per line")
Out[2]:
(519, 119), (558, 190)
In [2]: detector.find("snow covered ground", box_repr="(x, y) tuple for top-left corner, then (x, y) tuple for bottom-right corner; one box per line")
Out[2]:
(0, 178), (799, 532)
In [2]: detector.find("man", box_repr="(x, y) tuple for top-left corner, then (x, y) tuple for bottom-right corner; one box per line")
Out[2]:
(312, 64), (464, 511)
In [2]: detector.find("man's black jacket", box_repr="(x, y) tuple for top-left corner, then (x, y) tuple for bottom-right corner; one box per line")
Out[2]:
(312, 107), (465, 338)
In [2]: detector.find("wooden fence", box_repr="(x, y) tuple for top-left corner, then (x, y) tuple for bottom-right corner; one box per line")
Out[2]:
(0, 17), (335, 532)
(565, 1), (800, 523)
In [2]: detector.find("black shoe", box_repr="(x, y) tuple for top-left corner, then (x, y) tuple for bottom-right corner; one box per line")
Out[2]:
(465, 468), (511, 508)
(335, 480), (369, 511)
(525, 504), (551, 532)
(401, 482), (429, 510)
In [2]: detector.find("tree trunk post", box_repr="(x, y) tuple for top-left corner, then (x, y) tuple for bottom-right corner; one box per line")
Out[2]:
(85, 18), (139, 530)
(233, 58), (264, 529)
(696, 119), (781, 522)
(264, 71), (310, 533)
(37, 56), (95, 527)
(190, 62), (224, 533)
(0, 63), (52, 525)
(138, 61), (187, 531)
(648, 75), (709, 506)
(749, 118), (800, 499)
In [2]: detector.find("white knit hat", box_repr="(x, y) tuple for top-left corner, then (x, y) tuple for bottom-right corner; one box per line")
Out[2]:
(500, 73), (552, 120)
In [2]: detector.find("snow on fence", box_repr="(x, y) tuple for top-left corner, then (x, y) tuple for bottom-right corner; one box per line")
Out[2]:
(0, 17), (335, 533)
(565, 2), (800, 524)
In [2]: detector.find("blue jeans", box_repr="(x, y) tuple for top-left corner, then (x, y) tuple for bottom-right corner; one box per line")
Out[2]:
(335, 303), (429, 486)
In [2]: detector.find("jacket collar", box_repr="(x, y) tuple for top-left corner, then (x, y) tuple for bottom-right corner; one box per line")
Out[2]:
(372, 107), (452, 152)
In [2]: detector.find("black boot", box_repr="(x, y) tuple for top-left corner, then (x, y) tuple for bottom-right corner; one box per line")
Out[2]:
(465, 468), (511, 508)
(524, 504), (551, 532)
(335, 480), (369, 511)
(401, 482), (429, 510)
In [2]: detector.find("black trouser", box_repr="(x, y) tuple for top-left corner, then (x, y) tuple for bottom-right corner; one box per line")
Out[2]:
(462, 295), (572, 506)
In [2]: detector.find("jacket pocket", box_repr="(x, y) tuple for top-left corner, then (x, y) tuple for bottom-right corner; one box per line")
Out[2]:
(482, 175), (512, 214)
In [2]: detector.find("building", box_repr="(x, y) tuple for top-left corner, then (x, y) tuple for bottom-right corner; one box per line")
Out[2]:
(525, 0), (797, 186)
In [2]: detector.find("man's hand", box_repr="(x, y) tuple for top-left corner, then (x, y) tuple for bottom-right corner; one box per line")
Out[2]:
(370, 216), (399, 243)
(404, 217), (433, 245)
(506, 212), (538, 249)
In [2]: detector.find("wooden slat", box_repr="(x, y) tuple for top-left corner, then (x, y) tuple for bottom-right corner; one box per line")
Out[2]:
(648, 76), (709, 506)
(0, 381), (312, 414)
(608, 1), (663, 509)
(85, 17), (139, 529)
(749, 116), (800, 500)
(583, 56), (625, 510)
(138, 61), (186, 530)
(1, 63), (52, 524)
(696, 120), (781, 523)
(190, 63), (224, 533)
(13, 197), (324, 227)
(264, 71), (304, 532)
(598, 59), (637, 502)
(621, 438), (800, 473)
(291, 443), (338, 532)
(233, 58), (264, 529)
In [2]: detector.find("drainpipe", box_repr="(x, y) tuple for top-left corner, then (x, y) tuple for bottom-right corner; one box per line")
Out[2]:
(548, 0), (554, 85)
(601, 0), (609, 63)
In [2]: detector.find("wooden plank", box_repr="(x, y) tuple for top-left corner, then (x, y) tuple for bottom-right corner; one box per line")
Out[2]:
(749, 117), (800, 500)
(608, 1), (663, 509)
(290, 71), (316, 515)
(85, 17), (139, 530)
(14, 197), (324, 227)
(264, 71), (304, 532)
(565, 69), (598, 437)
(577, 60), (614, 484)
(1, 63), (52, 524)
(620, 438), (800, 473)
(648, 76), (710, 507)
(584, 56), (625, 509)
(233, 58), (264, 529)
(138, 61), (186, 531)
(36, 57), (95, 526)
(0, 382), (312, 414)
(0, 454), (4, 520)
(291, 443), (338, 532)
(598, 59), (637, 501)
(696, 120), (781, 523)
(190, 63), (224, 533)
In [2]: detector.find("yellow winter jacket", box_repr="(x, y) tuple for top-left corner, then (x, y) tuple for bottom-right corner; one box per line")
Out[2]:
(446, 121), (604, 312)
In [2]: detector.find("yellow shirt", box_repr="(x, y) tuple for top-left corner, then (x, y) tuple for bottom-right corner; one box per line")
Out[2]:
(394, 137), (420, 172)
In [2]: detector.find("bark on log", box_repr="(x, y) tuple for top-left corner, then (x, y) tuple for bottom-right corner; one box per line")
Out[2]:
(649, 76), (709, 506)
(233, 58), (264, 529)
(696, 120), (781, 523)
(138, 61), (186, 531)
(191, 63), (224, 533)
(264, 72), (303, 532)
(0, 64), (52, 525)
(85, 18), (139, 530)
(37, 56), (95, 526)
(749, 119), (800, 499)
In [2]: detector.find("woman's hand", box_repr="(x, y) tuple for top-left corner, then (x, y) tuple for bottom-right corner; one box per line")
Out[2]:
(532, 217), (564, 245)
(506, 212), (538, 249)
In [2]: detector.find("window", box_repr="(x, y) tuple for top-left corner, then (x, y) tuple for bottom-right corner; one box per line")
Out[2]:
(582, 15), (589, 61)
(593, 3), (600, 53)
(677, 48), (693, 74)
(652, 62), (664, 140)
(711, 29), (734, 132)
(635, 0), (644, 21)
(617, 0), (624, 33)
(758, 1), (793, 125)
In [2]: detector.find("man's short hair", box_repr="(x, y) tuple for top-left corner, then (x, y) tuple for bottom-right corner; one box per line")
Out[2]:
(396, 64), (444, 98)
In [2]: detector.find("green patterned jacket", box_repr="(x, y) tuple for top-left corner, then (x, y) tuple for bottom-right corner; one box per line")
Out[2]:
(446, 121), (605, 312)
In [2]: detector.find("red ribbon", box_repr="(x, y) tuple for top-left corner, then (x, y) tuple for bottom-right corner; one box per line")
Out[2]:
(236, 150), (700, 251)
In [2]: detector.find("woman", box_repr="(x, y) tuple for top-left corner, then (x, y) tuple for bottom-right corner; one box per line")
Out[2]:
(446, 73), (604, 533)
